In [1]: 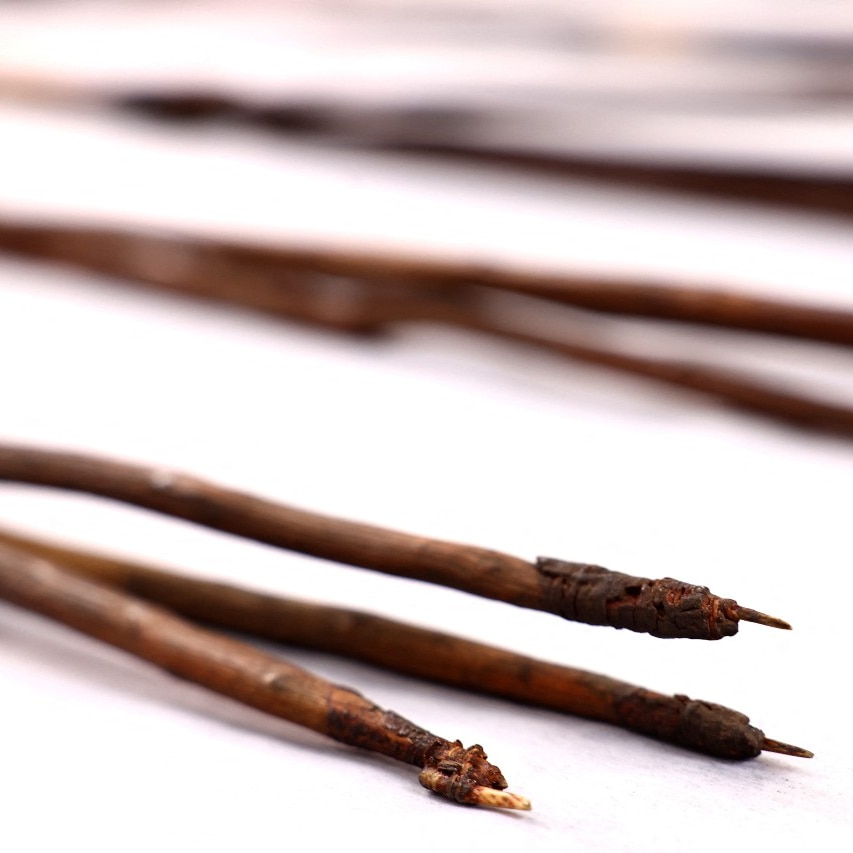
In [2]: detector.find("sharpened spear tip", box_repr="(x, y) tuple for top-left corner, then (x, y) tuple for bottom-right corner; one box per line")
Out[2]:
(735, 606), (792, 631)
(473, 787), (532, 810)
(761, 737), (814, 759)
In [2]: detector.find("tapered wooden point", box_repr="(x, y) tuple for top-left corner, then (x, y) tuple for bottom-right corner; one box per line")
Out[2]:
(761, 737), (814, 759)
(472, 787), (532, 811)
(735, 606), (792, 631)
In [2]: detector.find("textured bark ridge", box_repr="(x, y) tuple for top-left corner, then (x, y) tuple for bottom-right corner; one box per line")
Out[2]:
(614, 690), (764, 759)
(326, 705), (445, 768)
(326, 704), (515, 806)
(536, 558), (740, 640)
(417, 742), (511, 806)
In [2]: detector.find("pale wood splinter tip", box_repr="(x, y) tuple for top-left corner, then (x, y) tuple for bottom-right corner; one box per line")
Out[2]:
(735, 607), (792, 631)
(473, 787), (532, 811)
(761, 738), (814, 759)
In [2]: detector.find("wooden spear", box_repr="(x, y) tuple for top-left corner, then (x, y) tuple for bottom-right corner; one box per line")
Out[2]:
(0, 443), (789, 640)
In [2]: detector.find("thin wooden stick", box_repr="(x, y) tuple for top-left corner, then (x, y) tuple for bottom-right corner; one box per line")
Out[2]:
(0, 539), (530, 810)
(7, 75), (850, 217)
(2, 219), (853, 346)
(0, 525), (811, 761)
(3, 220), (853, 439)
(447, 312), (853, 439)
(0, 443), (787, 640)
(405, 144), (853, 220)
(116, 89), (853, 219)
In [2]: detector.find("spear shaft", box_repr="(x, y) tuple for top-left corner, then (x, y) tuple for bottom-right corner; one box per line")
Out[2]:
(0, 443), (786, 639)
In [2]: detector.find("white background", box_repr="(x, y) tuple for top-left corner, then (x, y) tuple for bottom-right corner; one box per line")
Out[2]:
(1, 3), (852, 850)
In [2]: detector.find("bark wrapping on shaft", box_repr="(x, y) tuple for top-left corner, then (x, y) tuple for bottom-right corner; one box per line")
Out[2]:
(614, 691), (763, 759)
(536, 558), (739, 640)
